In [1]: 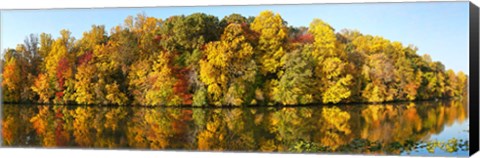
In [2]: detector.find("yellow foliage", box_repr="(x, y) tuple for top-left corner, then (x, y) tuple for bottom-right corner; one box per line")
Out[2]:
(31, 73), (54, 103)
(105, 82), (128, 105)
(322, 75), (353, 104)
(321, 107), (351, 134)
(309, 19), (338, 59)
(251, 11), (288, 74)
(199, 23), (256, 106)
(73, 107), (95, 147)
(73, 64), (97, 104)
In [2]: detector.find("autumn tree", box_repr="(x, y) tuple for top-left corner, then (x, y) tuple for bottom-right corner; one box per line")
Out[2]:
(271, 48), (315, 105)
(199, 23), (257, 106)
(93, 43), (129, 105)
(144, 52), (180, 106)
(33, 29), (77, 103)
(72, 51), (96, 104)
(337, 29), (367, 102)
(393, 45), (422, 101)
(248, 11), (291, 105)
(160, 13), (222, 106)
(127, 59), (153, 105)
(220, 14), (248, 29)
(361, 53), (396, 103)
(456, 71), (468, 97)
(124, 14), (166, 105)
(2, 51), (22, 102)
(251, 10), (288, 75)
(308, 19), (354, 104)
(2, 43), (38, 102)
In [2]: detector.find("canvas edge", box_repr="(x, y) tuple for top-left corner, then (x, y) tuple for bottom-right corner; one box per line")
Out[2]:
(0, 9), (4, 148)
(469, 1), (480, 156)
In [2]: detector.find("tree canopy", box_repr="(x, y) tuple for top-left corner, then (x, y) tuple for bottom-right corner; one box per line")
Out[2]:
(1, 11), (468, 106)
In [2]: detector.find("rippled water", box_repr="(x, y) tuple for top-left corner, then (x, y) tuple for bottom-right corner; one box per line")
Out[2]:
(1, 99), (469, 156)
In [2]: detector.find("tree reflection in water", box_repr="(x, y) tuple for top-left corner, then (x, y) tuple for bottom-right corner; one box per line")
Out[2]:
(1, 99), (469, 156)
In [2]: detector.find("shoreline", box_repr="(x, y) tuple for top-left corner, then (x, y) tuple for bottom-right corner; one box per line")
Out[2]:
(1, 97), (464, 109)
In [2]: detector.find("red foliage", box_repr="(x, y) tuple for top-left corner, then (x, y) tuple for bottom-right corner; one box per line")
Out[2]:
(181, 109), (193, 121)
(56, 57), (71, 90)
(171, 121), (186, 134)
(171, 110), (193, 135)
(240, 22), (248, 27)
(55, 108), (64, 118)
(154, 35), (162, 42)
(291, 33), (314, 44)
(78, 51), (93, 66)
(55, 91), (64, 99)
(55, 108), (67, 146)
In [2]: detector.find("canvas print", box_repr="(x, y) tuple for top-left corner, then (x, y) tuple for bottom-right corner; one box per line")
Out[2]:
(0, 2), (473, 157)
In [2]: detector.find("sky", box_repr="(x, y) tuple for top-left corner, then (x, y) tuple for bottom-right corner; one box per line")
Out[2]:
(0, 1), (470, 73)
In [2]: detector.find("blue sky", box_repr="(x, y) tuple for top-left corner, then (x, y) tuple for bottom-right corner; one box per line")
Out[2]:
(0, 2), (470, 73)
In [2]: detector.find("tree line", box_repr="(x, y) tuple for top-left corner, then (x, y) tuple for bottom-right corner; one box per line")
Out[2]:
(1, 11), (468, 106)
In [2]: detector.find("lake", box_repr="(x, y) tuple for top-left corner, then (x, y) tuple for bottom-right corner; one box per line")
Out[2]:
(1, 99), (469, 156)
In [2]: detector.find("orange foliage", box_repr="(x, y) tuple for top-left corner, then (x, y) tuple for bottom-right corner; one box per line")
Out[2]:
(173, 67), (193, 105)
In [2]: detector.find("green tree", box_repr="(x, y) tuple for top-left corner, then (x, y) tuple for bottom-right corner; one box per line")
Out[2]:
(271, 48), (315, 105)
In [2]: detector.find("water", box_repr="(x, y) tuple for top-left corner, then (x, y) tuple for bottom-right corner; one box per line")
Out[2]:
(1, 99), (469, 156)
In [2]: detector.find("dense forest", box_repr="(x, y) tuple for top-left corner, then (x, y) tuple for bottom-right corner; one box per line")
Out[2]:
(1, 11), (468, 106)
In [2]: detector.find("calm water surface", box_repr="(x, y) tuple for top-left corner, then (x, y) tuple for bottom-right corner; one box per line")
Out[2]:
(1, 99), (469, 156)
